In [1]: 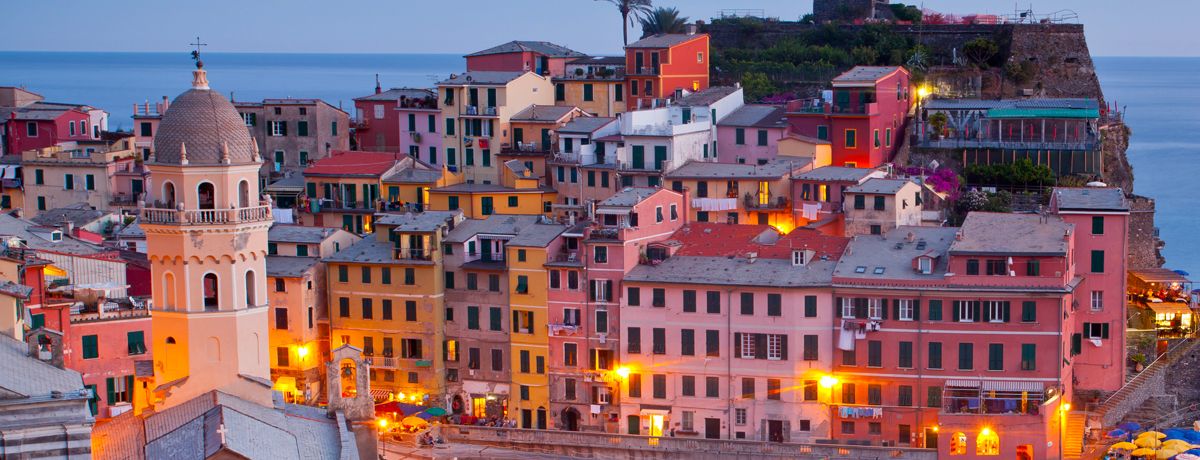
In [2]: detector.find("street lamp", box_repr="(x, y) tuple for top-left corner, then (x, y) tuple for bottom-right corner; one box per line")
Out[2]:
(819, 375), (838, 388)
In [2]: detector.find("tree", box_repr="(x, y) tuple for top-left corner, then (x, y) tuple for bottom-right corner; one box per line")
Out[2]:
(888, 3), (923, 23)
(597, 0), (653, 47)
(740, 72), (775, 102)
(962, 37), (999, 69)
(638, 6), (688, 38)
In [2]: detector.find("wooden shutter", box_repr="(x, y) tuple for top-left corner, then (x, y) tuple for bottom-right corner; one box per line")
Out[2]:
(973, 302), (982, 323)
(1002, 302), (1011, 322)
(604, 281), (613, 302)
(106, 377), (116, 404)
(835, 297), (842, 318)
(913, 300), (921, 321)
(733, 333), (742, 357)
(754, 334), (767, 360)
(1101, 322), (1110, 339)
(880, 298), (888, 319)
(855, 299), (867, 319)
(892, 299), (899, 320)
(981, 302), (991, 322)
(780, 335), (789, 361)
(951, 301), (960, 322)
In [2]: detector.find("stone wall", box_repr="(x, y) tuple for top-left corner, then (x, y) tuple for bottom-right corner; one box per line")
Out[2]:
(1128, 195), (1165, 269)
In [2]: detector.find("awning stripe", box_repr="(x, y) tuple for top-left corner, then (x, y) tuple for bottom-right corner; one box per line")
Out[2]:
(982, 381), (1044, 392)
(945, 379), (981, 388)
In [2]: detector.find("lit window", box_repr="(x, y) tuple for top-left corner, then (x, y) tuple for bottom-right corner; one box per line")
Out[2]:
(949, 432), (967, 455)
(976, 429), (999, 455)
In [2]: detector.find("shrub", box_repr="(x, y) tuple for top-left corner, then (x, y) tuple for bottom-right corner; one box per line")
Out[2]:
(962, 37), (999, 69)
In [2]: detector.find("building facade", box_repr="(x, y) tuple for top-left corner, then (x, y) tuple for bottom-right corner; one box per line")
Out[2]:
(787, 66), (911, 168)
(624, 33), (711, 111)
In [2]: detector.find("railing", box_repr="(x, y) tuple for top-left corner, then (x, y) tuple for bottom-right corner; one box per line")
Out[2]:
(630, 66), (661, 76)
(351, 119), (370, 130)
(502, 142), (553, 154)
(141, 205), (272, 225)
(70, 307), (151, 324)
(364, 356), (398, 369)
(548, 251), (580, 264)
(110, 194), (139, 206)
(444, 425), (935, 459)
(311, 200), (377, 212)
(744, 195), (790, 211)
(1099, 338), (1199, 426)
(395, 248), (433, 261)
(617, 159), (671, 172)
(916, 138), (1098, 151)
(588, 227), (620, 240)
(398, 97), (438, 109)
(786, 99), (876, 115)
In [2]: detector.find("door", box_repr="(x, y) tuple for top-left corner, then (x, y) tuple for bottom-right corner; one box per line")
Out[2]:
(705, 418), (721, 439)
(562, 408), (580, 431)
(481, 196), (494, 216)
(131, 179), (143, 197)
(681, 107), (691, 123)
(521, 409), (532, 428)
(925, 427), (939, 449)
(631, 146), (645, 169)
(653, 146), (666, 170)
(536, 408), (547, 429)
(514, 128), (524, 145)
(768, 420), (784, 443)
(540, 129), (551, 151)
(648, 414), (664, 437)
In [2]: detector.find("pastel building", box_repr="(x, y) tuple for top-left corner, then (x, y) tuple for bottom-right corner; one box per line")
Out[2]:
(234, 98), (351, 184)
(829, 215), (1080, 458)
(1, 86), (105, 156)
(672, 86), (745, 161)
(21, 135), (145, 216)
(1049, 187), (1129, 393)
(465, 40), (586, 77)
(547, 116), (621, 215)
(792, 166), (885, 227)
(353, 87), (440, 157)
(300, 150), (442, 233)
(666, 159), (812, 230)
(426, 163), (557, 219)
(609, 102), (715, 188)
(554, 56), (627, 117)
(625, 33), (711, 111)
(499, 105), (587, 176)
(842, 178), (927, 236)
(437, 71), (555, 184)
(620, 223), (847, 441)
(716, 105), (789, 165)
(787, 66), (911, 168)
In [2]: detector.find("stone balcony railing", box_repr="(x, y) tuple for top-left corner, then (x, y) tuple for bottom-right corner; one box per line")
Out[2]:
(141, 204), (272, 225)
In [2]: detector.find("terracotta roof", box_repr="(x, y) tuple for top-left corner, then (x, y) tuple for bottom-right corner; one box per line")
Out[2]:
(303, 151), (404, 177)
(669, 223), (847, 260)
(152, 77), (258, 166)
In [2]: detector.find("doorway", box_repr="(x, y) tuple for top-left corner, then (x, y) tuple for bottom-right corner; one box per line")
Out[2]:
(768, 420), (784, 443)
(648, 414), (665, 437)
(924, 427), (939, 449)
(705, 418), (721, 439)
(562, 407), (580, 431)
(197, 182), (215, 209)
(521, 409), (532, 429)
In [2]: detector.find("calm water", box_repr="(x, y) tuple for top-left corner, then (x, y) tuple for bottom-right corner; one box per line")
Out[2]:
(0, 52), (1195, 274)
(1094, 57), (1200, 277)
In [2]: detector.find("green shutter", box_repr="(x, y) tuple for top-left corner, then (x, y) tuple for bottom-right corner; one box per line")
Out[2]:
(106, 377), (116, 404)
(1021, 344), (1036, 370)
(757, 130), (768, 146)
(1091, 250), (1105, 273)
(1091, 216), (1104, 235)
(445, 117), (455, 135)
(735, 128), (745, 145)
(1021, 301), (1036, 322)
(928, 300), (942, 321)
(487, 88), (496, 107)
(82, 335), (99, 359)
(555, 83), (565, 101)
(583, 84), (593, 102)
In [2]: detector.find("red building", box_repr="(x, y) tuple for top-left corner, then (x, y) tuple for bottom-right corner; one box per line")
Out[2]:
(353, 87), (439, 153)
(624, 32), (710, 110)
(465, 40), (586, 77)
(828, 213), (1088, 458)
(1, 86), (94, 157)
(786, 66), (911, 168)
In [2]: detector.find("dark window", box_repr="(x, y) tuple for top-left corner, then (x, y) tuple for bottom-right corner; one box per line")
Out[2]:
(628, 373), (642, 398)
(338, 297), (350, 317)
(1091, 216), (1104, 235)
(274, 308), (288, 330)
(1091, 250), (1105, 273)
(627, 327), (641, 354)
(958, 343), (974, 370)
(1021, 344), (1036, 370)
(492, 349), (503, 371)
(740, 292), (754, 315)
(652, 328), (666, 354)
(966, 259), (980, 275)
(467, 306), (479, 330)
(768, 293), (782, 317)
(706, 376), (719, 398)
(868, 384), (882, 405)
(681, 375), (695, 396)
(803, 334), (818, 361)
(898, 385), (913, 407)
(627, 287), (640, 306)
(928, 342), (942, 369)
(988, 343), (1004, 371)
(842, 383), (856, 404)
(652, 288), (665, 307)
(868, 340), (882, 367)
(927, 386), (942, 407)
(767, 378), (781, 400)
(361, 298), (373, 319)
(1021, 301), (1037, 322)
(899, 341), (913, 368)
(741, 378), (755, 399)
(652, 374), (666, 398)
(706, 291), (720, 314)
(706, 330), (720, 357)
(682, 290), (696, 312)
(489, 307), (502, 331)
(382, 300), (393, 320)
(680, 329), (694, 356)
(804, 295), (817, 317)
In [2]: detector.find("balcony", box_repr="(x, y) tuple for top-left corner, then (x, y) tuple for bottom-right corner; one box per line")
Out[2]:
(502, 142), (554, 154)
(629, 66), (661, 76)
(306, 199), (378, 213)
(395, 247), (433, 261)
(744, 194), (790, 211)
(141, 204), (272, 225)
(786, 99), (876, 116)
(916, 137), (1098, 151)
(548, 321), (582, 336)
(364, 356), (398, 369)
(463, 106), (498, 117)
(110, 194), (140, 207)
(351, 118), (370, 130)
(398, 97), (438, 109)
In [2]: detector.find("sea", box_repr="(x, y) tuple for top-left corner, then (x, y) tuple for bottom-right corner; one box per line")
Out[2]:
(0, 52), (1196, 276)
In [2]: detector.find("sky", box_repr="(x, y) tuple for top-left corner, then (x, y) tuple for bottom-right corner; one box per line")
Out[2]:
(1, 0), (1194, 57)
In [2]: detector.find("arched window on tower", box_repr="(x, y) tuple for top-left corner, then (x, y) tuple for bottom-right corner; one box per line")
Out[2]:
(245, 270), (256, 307)
(198, 182), (215, 210)
(203, 273), (219, 310)
(238, 180), (250, 208)
(163, 272), (176, 310)
(163, 182), (176, 208)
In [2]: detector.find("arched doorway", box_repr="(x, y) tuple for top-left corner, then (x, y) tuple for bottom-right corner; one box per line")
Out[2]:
(202, 273), (219, 310)
(238, 180), (250, 208)
(451, 395), (465, 415)
(162, 182), (176, 207)
(197, 182), (215, 209)
(561, 407), (580, 431)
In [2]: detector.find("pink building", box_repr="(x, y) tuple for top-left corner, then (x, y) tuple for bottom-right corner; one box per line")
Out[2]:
(791, 166), (884, 226)
(548, 116), (621, 217)
(1, 88), (94, 157)
(1050, 187), (1129, 393)
(786, 66), (911, 168)
(716, 105), (787, 164)
(465, 41), (586, 77)
(547, 188), (686, 431)
(829, 215), (1080, 458)
(619, 223), (848, 441)
(354, 87), (440, 157)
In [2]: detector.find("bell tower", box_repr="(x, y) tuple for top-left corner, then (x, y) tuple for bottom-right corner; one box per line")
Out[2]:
(141, 52), (272, 407)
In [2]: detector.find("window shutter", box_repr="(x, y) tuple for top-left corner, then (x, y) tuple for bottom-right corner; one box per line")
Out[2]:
(589, 280), (596, 301)
(513, 311), (519, 331)
(106, 377), (116, 404)
(880, 298), (888, 319)
(981, 303), (991, 322)
(892, 299), (899, 320)
(835, 297), (842, 318)
(754, 334), (767, 360)
(604, 282), (613, 302)
(951, 301), (960, 322)
(281, 121), (288, 136)
(1101, 322), (1110, 339)
(913, 300), (921, 321)
(733, 333), (742, 356)
(973, 302), (982, 323)
(1003, 302), (1011, 322)
(855, 299), (867, 319)
(780, 335), (789, 361)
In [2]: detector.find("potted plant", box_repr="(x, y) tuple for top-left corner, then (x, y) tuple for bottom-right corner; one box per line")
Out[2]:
(928, 112), (949, 140)
(1130, 353), (1147, 373)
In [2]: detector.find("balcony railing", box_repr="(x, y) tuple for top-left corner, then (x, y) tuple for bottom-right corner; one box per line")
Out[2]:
(110, 194), (140, 207)
(463, 106), (497, 117)
(364, 356), (398, 369)
(786, 99), (875, 115)
(744, 195), (790, 211)
(395, 248), (433, 261)
(503, 142), (554, 154)
(630, 66), (661, 76)
(141, 204), (272, 225)
(307, 199), (379, 213)
(916, 138), (1098, 151)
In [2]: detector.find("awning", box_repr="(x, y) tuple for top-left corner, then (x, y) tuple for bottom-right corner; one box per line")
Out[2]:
(369, 389), (392, 401)
(1147, 303), (1192, 316)
(945, 380), (981, 388)
(982, 381), (1044, 392)
(44, 265), (68, 277)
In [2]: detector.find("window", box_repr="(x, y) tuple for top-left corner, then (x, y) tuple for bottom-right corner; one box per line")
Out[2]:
(842, 383), (856, 404)
(845, 129), (857, 148)
(842, 421), (855, 435)
(766, 378), (782, 400)
(1091, 215), (1104, 235)
(127, 331), (147, 355)
(868, 384), (882, 405)
(1091, 291), (1104, 311)
(958, 343), (974, 370)
(899, 341), (913, 368)
(869, 422), (882, 435)
(873, 129), (881, 148)
(1027, 259), (1041, 276)
(988, 343), (1004, 371)
(564, 343), (577, 367)
(706, 376), (719, 398)
(297, 121), (309, 136)
(489, 307), (502, 331)
(652, 328), (665, 354)
(106, 376), (133, 405)
(706, 291), (720, 314)
(337, 265), (348, 282)
(680, 329), (694, 356)
(64, 174), (74, 190)
(596, 310), (608, 333)
(853, 194), (865, 210)
(803, 334), (818, 361)
(873, 195), (885, 210)
(361, 298), (373, 319)
(1083, 322), (1111, 339)
(868, 298), (882, 319)
(277, 347), (290, 367)
(899, 385), (913, 407)
(85, 174), (95, 190)
(627, 327), (641, 354)
(757, 129), (768, 146)
(338, 297), (349, 317)
(628, 373), (642, 398)
(360, 266), (371, 284)
(868, 340), (882, 367)
(1021, 301), (1037, 322)
(897, 299), (914, 320)
(1091, 250), (1105, 273)
(841, 297), (855, 318)
(986, 259), (1006, 276)
(928, 300), (943, 321)
(594, 246), (607, 263)
(740, 292), (754, 315)
(966, 259), (980, 275)
(741, 378), (755, 399)
(520, 350), (530, 373)
(468, 348), (480, 369)
(956, 301), (976, 322)
(81, 335), (99, 359)
(976, 429), (1000, 456)
(34, 169), (44, 185)
(706, 330), (720, 357)
(1021, 344), (1036, 370)
(739, 333), (755, 358)
(274, 308), (289, 330)
(652, 374), (666, 398)
(768, 294), (781, 317)
(405, 301), (417, 321)
(735, 128), (746, 145)
(985, 300), (1008, 323)
(270, 121), (287, 136)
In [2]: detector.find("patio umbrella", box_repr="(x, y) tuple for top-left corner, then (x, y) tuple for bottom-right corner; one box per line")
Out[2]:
(375, 401), (424, 416)
(1164, 439), (1194, 450)
(1157, 449), (1179, 459)
(1111, 441), (1139, 451)
(1122, 422), (1144, 432)
(402, 414), (431, 426)
(1135, 437), (1163, 449)
(1141, 431), (1169, 440)
(1131, 448), (1156, 458)
(1111, 429), (1129, 438)
(423, 407), (448, 417)
(1174, 270), (1191, 277)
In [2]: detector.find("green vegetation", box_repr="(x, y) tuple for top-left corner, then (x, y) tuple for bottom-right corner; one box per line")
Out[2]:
(740, 72), (776, 102)
(639, 7), (688, 37)
(1004, 60), (1037, 84)
(963, 159), (1056, 187)
(598, 0), (653, 46)
(962, 37), (1000, 69)
(711, 22), (919, 93)
(927, 112), (949, 137)
(888, 3), (923, 23)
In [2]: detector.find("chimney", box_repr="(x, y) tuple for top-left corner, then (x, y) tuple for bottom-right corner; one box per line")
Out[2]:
(375, 74), (382, 95)
(686, 23), (697, 35)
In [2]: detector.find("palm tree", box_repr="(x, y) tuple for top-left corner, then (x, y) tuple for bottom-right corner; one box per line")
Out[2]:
(638, 6), (689, 38)
(597, 0), (653, 47)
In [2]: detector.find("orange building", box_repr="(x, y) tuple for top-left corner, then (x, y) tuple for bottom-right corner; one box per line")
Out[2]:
(625, 32), (710, 110)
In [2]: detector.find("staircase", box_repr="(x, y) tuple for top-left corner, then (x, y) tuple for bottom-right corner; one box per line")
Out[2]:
(1098, 338), (1200, 427)
(1063, 412), (1087, 459)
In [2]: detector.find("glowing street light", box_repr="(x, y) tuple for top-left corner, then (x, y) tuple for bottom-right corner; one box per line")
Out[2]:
(296, 344), (309, 359)
(615, 366), (631, 379)
(377, 418), (389, 429)
(1060, 403), (1071, 412)
(819, 375), (839, 388)
(917, 86), (932, 99)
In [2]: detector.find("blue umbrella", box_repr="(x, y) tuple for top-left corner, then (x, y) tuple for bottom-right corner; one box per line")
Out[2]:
(1174, 269), (1191, 277)
(1121, 422), (1143, 432)
(1109, 429), (1127, 438)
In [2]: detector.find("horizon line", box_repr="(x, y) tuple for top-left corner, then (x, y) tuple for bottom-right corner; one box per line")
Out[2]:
(0, 49), (1196, 59)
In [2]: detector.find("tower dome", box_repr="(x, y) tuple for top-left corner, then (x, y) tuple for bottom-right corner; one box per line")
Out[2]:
(151, 65), (258, 165)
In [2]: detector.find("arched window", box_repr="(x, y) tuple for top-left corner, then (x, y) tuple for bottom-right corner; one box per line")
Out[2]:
(949, 432), (967, 455)
(238, 180), (250, 208)
(197, 182), (215, 210)
(162, 182), (176, 208)
(165, 336), (176, 344)
(202, 273), (219, 310)
(245, 270), (256, 307)
(163, 272), (176, 310)
(975, 429), (999, 456)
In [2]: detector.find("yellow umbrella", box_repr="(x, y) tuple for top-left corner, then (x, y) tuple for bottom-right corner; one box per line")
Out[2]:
(1131, 448), (1156, 458)
(1110, 441), (1139, 451)
(1157, 449), (1179, 459)
(1134, 437), (1162, 449)
(1139, 431), (1168, 439)
(1163, 439), (1193, 449)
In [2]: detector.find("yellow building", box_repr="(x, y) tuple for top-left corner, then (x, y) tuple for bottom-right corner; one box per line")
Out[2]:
(665, 159), (814, 232)
(554, 56), (627, 117)
(265, 225), (360, 404)
(426, 161), (557, 219)
(506, 230), (564, 429)
(381, 164), (462, 212)
(326, 210), (464, 404)
(437, 71), (554, 185)
(301, 150), (445, 233)
(141, 61), (274, 409)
